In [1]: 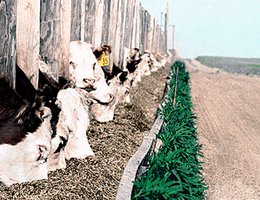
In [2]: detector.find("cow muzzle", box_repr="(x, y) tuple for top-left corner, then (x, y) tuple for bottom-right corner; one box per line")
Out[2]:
(82, 78), (96, 91)
(90, 93), (115, 105)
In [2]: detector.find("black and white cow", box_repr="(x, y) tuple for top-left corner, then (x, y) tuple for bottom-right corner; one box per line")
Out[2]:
(0, 66), (53, 186)
(105, 64), (131, 103)
(93, 46), (132, 103)
(125, 48), (142, 73)
(37, 62), (69, 171)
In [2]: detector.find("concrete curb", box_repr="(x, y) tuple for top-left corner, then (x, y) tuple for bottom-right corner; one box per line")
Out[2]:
(115, 116), (164, 200)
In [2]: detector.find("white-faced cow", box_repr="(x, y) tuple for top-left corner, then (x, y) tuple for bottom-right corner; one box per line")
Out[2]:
(105, 65), (131, 103)
(122, 48), (152, 87)
(0, 66), (53, 186)
(147, 51), (168, 72)
(88, 61), (117, 122)
(52, 88), (94, 162)
(125, 48), (142, 73)
(70, 41), (115, 122)
(69, 41), (97, 89)
(93, 46), (132, 103)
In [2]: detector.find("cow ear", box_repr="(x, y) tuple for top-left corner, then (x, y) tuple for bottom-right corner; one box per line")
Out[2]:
(36, 107), (51, 120)
(93, 47), (103, 59)
(102, 45), (112, 54)
(69, 61), (76, 69)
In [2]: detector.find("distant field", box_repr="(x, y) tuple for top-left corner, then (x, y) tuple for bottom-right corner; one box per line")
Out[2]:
(195, 56), (260, 76)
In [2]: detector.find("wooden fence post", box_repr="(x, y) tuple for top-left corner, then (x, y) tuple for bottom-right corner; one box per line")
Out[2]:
(84, 0), (96, 44)
(0, 0), (16, 87)
(113, 0), (123, 66)
(71, 0), (82, 41)
(60, 0), (71, 79)
(40, 0), (62, 81)
(108, 0), (118, 67)
(101, 0), (111, 45)
(94, 0), (104, 47)
(17, 0), (40, 89)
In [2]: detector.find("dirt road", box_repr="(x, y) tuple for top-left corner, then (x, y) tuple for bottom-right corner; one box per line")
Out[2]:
(186, 60), (260, 200)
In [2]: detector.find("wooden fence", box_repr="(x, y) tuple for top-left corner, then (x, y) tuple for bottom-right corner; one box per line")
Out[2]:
(0, 0), (165, 89)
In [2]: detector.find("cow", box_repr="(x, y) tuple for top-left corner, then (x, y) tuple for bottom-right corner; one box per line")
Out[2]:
(147, 51), (168, 72)
(105, 65), (131, 103)
(93, 44), (112, 61)
(69, 41), (98, 89)
(93, 46), (132, 103)
(0, 66), (52, 186)
(54, 88), (94, 160)
(93, 44), (112, 74)
(33, 60), (69, 171)
(125, 48), (142, 73)
(88, 61), (117, 122)
(122, 48), (153, 87)
(129, 52), (152, 87)
(70, 41), (115, 122)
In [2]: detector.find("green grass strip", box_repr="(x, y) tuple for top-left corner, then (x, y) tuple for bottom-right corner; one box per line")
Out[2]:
(132, 61), (207, 200)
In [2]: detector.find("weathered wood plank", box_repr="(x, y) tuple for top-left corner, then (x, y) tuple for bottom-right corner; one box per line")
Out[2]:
(107, 0), (118, 68)
(60, 0), (71, 78)
(113, 0), (123, 66)
(84, 0), (96, 44)
(71, 0), (81, 41)
(17, 0), (40, 89)
(40, 0), (62, 81)
(93, 0), (104, 47)
(101, 0), (111, 44)
(0, 0), (16, 87)
(80, 0), (85, 41)
(118, 0), (127, 67)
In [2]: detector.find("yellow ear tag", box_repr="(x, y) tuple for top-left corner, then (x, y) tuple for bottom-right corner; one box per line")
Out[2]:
(98, 51), (109, 67)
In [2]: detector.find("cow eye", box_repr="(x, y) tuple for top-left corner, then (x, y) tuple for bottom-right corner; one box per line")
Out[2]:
(93, 63), (96, 70)
(70, 61), (76, 69)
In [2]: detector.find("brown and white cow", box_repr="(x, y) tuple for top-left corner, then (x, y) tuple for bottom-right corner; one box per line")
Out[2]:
(53, 88), (94, 161)
(69, 41), (97, 89)
(88, 62), (117, 122)
(148, 51), (168, 72)
(0, 67), (53, 186)
(69, 41), (115, 122)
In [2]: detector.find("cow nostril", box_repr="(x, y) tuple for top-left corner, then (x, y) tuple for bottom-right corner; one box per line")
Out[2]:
(83, 78), (96, 84)
(108, 93), (114, 102)
(85, 86), (96, 92)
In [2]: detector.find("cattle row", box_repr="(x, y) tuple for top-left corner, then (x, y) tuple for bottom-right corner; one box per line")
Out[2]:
(0, 41), (171, 186)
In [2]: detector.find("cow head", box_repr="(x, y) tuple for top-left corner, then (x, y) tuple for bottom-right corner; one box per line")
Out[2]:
(140, 53), (152, 76)
(88, 64), (116, 122)
(125, 48), (142, 73)
(52, 88), (94, 162)
(0, 105), (52, 186)
(69, 41), (116, 122)
(69, 41), (97, 89)
(107, 71), (131, 103)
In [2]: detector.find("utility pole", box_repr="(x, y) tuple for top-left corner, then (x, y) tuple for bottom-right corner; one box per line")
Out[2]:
(164, 0), (169, 53)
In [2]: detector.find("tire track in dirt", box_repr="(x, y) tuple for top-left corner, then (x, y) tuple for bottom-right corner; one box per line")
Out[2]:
(186, 60), (260, 200)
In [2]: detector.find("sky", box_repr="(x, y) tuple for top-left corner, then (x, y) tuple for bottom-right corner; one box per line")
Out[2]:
(140, 0), (260, 59)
